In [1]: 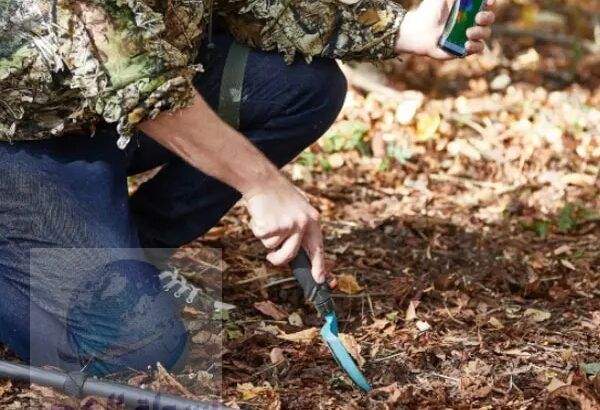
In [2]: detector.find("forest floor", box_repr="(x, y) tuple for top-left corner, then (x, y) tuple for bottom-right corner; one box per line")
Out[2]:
(1, 1), (599, 409)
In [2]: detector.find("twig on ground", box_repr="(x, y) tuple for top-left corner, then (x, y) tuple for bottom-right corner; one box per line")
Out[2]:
(427, 373), (461, 385)
(332, 293), (387, 299)
(429, 173), (524, 194)
(372, 351), (405, 363)
(263, 277), (296, 288)
(494, 25), (599, 53)
(236, 272), (279, 285)
(366, 294), (375, 321)
(442, 300), (467, 326)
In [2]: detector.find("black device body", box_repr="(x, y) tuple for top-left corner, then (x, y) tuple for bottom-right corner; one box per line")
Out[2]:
(438, 0), (487, 57)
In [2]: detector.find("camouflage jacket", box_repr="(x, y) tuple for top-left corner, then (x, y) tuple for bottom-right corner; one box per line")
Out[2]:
(0, 0), (406, 145)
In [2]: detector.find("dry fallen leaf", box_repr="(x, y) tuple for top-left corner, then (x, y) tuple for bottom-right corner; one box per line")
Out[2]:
(502, 348), (532, 357)
(270, 347), (285, 365)
(77, 397), (108, 409)
(488, 317), (504, 329)
(192, 330), (218, 344)
(339, 333), (366, 367)
(416, 112), (441, 141)
(254, 300), (289, 321)
(337, 274), (363, 294)
(405, 300), (419, 322)
(592, 311), (600, 327)
(594, 375), (600, 400)
(288, 312), (303, 327)
(182, 306), (202, 316)
(369, 382), (409, 405)
(237, 382), (264, 399)
(328, 153), (345, 169)
(416, 320), (431, 332)
(546, 377), (567, 392)
(156, 362), (197, 399)
(547, 385), (600, 410)
(196, 370), (214, 386)
(277, 327), (319, 344)
(560, 259), (577, 271)
(524, 308), (552, 322)
(395, 91), (425, 125)
(29, 384), (75, 408)
(561, 173), (597, 187)
(0, 380), (10, 397)
(553, 245), (571, 256)
(236, 382), (281, 409)
(257, 321), (281, 336)
(473, 384), (493, 400)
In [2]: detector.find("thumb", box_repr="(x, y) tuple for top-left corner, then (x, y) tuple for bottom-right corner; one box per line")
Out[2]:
(303, 226), (326, 284)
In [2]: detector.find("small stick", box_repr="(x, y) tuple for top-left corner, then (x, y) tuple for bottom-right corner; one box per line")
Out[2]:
(428, 373), (460, 384)
(494, 24), (598, 53)
(366, 294), (376, 321)
(235, 272), (278, 285)
(332, 293), (387, 299)
(262, 277), (296, 288)
(372, 351), (405, 363)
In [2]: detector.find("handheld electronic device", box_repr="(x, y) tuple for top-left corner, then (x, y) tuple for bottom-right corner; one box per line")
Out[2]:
(438, 0), (487, 57)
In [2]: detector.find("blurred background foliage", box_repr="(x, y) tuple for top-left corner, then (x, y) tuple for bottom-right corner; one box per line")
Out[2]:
(289, 0), (600, 237)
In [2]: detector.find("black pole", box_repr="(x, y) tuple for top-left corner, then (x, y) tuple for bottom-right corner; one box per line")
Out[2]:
(0, 361), (232, 410)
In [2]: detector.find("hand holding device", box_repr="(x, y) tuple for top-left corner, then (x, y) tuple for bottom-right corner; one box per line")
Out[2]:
(395, 0), (495, 60)
(439, 0), (488, 57)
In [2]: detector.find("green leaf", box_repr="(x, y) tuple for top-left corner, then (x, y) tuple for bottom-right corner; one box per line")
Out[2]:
(213, 309), (230, 321)
(378, 157), (391, 172)
(558, 204), (577, 233)
(580, 362), (600, 376)
(321, 121), (368, 154)
(319, 157), (332, 172)
(532, 220), (549, 240)
(387, 145), (413, 164)
(385, 311), (399, 322)
(557, 202), (596, 233)
(298, 151), (317, 169)
(226, 328), (243, 340)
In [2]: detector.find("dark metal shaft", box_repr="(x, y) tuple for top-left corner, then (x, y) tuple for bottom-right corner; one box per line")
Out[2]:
(0, 361), (231, 410)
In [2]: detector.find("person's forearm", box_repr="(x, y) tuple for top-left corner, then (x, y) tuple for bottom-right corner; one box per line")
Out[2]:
(139, 90), (326, 280)
(139, 91), (283, 196)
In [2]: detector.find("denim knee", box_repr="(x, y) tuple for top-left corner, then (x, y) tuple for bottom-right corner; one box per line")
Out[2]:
(294, 58), (348, 142)
(65, 259), (189, 376)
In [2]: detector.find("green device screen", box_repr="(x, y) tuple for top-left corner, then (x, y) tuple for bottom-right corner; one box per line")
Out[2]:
(438, 0), (486, 57)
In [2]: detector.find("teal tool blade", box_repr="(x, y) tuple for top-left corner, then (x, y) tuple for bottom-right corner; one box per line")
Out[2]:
(320, 312), (372, 392)
(291, 249), (372, 392)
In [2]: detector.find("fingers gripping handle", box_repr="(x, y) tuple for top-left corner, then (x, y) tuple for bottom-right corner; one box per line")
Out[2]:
(290, 249), (335, 316)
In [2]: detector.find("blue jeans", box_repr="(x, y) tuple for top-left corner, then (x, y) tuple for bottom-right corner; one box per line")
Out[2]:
(0, 33), (347, 376)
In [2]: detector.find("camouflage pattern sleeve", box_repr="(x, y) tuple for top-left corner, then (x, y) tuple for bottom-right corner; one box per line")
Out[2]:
(219, 0), (407, 64)
(0, 0), (205, 144)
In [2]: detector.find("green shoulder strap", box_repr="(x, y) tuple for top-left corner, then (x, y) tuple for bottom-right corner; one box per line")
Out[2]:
(218, 42), (250, 130)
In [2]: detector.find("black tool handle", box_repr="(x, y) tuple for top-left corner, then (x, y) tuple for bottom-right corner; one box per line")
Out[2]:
(290, 249), (335, 316)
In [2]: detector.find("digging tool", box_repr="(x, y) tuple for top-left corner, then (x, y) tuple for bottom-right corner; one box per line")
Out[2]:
(290, 250), (372, 392)
(0, 361), (232, 410)
(216, 37), (371, 393)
